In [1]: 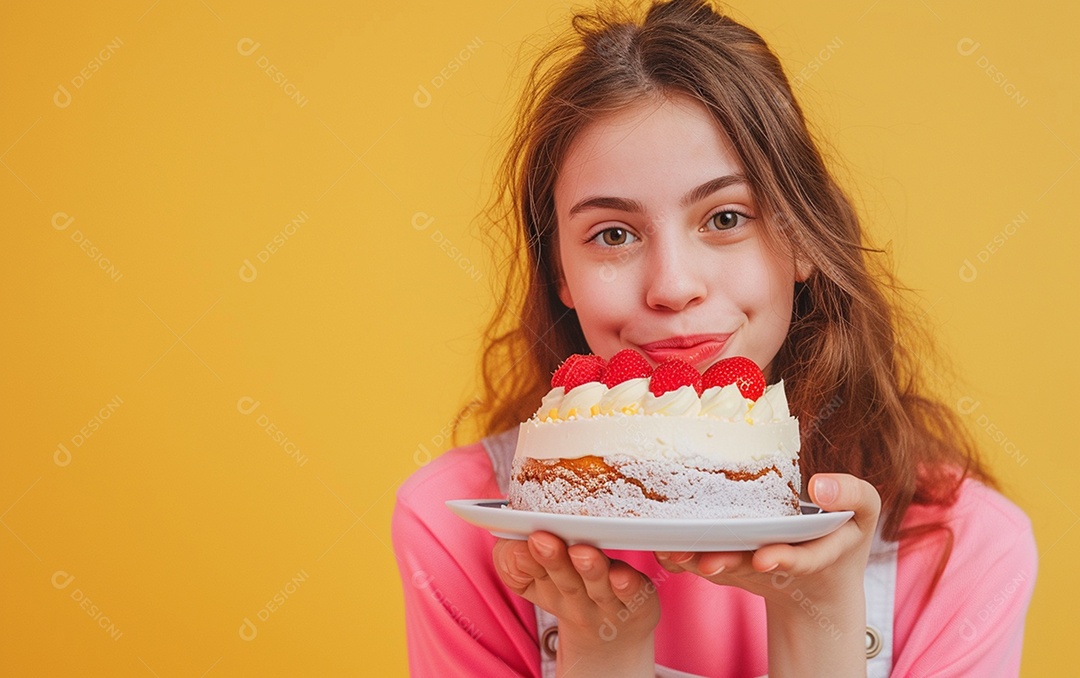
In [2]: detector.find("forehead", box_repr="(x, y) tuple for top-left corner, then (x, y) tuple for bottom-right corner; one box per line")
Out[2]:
(555, 95), (745, 206)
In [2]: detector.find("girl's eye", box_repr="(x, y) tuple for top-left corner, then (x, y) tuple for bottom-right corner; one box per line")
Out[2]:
(706, 210), (749, 231)
(591, 227), (638, 247)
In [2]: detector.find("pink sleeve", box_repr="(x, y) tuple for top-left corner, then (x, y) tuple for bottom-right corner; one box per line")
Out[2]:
(892, 480), (1037, 677)
(392, 445), (541, 677)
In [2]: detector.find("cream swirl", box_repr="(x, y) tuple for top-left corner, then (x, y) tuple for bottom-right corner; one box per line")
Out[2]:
(643, 384), (702, 416)
(748, 380), (790, 423)
(534, 386), (565, 421)
(598, 377), (649, 415)
(534, 378), (792, 422)
(557, 382), (608, 419)
(698, 383), (750, 420)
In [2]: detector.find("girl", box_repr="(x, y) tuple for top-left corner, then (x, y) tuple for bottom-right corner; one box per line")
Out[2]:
(393, 1), (1037, 676)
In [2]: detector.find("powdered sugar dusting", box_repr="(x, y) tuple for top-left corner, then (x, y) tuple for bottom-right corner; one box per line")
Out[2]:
(509, 454), (800, 519)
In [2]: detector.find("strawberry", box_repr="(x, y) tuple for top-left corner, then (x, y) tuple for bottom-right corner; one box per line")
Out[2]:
(551, 354), (586, 387)
(701, 356), (766, 400)
(602, 349), (653, 387)
(648, 358), (703, 396)
(551, 354), (606, 390)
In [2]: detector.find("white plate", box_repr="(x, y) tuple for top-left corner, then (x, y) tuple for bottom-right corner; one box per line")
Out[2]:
(446, 499), (853, 552)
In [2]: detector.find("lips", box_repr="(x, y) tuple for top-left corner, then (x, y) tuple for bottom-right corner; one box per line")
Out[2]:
(638, 334), (731, 368)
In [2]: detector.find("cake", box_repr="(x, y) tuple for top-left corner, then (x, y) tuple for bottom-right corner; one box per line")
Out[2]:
(508, 350), (801, 519)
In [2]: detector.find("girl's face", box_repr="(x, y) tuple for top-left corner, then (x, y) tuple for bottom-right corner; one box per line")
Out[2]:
(553, 95), (808, 378)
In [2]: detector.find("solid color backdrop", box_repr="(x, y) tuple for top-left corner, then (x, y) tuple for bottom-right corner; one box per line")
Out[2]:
(1, 0), (1076, 675)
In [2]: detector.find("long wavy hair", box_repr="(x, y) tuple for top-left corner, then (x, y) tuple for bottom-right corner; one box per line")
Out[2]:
(460, 0), (995, 585)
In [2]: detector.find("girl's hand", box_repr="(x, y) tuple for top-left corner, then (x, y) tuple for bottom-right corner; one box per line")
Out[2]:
(493, 532), (659, 677)
(654, 473), (881, 678)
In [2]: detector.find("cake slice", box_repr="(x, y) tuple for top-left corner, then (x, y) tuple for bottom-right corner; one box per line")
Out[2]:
(508, 352), (801, 519)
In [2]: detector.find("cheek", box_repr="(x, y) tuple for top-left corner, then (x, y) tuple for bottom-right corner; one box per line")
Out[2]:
(724, 249), (796, 330)
(759, 269), (797, 325)
(565, 267), (635, 353)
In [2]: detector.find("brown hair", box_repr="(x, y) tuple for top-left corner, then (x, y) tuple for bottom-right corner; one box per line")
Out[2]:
(463, 0), (995, 583)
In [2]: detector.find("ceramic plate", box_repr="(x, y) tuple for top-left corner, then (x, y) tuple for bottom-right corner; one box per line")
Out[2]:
(446, 500), (853, 552)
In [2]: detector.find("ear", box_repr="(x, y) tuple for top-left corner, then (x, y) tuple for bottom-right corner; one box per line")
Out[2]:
(794, 255), (814, 283)
(550, 230), (575, 308)
(557, 275), (574, 309)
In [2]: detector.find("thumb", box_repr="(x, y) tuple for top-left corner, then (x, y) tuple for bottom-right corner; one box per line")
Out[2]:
(809, 473), (881, 531)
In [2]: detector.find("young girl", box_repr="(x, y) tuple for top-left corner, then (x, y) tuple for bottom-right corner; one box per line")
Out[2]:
(393, 1), (1037, 675)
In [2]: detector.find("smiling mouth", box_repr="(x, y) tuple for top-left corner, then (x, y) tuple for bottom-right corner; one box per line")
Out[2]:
(638, 334), (732, 368)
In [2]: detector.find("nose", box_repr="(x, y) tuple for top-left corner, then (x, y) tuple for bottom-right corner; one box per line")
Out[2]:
(644, 231), (707, 312)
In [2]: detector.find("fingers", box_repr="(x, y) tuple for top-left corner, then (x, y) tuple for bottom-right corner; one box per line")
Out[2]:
(494, 535), (591, 605)
(645, 475), (882, 605)
(654, 551), (696, 574)
(655, 550), (753, 579)
(654, 551), (686, 574)
(529, 534), (644, 612)
(512, 541), (551, 581)
(607, 559), (654, 607)
(492, 539), (535, 593)
(567, 544), (620, 608)
(653, 474), (881, 580)
(497, 533), (654, 627)
(528, 532), (585, 596)
(502, 534), (652, 612)
(696, 551), (749, 576)
(751, 541), (829, 577)
(750, 474), (881, 576)
(656, 542), (845, 583)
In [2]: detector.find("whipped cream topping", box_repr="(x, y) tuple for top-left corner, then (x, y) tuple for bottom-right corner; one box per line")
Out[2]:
(556, 382), (607, 420)
(537, 386), (565, 421)
(533, 380), (791, 424)
(699, 383), (749, 419)
(643, 384), (701, 416)
(516, 413), (799, 463)
(520, 379), (798, 463)
(598, 377), (649, 415)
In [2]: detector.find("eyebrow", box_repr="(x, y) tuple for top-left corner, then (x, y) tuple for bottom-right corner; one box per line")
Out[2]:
(567, 174), (749, 217)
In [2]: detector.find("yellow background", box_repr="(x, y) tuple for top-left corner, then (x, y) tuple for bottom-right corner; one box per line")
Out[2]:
(1, 0), (1075, 675)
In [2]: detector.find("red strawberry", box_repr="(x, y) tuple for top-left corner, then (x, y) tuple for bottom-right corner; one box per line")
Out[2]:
(602, 349), (653, 387)
(551, 354), (586, 387)
(648, 358), (703, 397)
(701, 356), (765, 400)
(552, 354), (606, 390)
